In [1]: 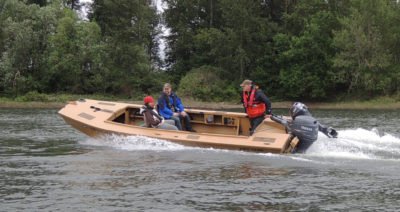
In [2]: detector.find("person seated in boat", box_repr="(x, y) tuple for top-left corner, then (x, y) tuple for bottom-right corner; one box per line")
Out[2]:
(240, 79), (272, 136)
(157, 83), (196, 132)
(140, 96), (178, 131)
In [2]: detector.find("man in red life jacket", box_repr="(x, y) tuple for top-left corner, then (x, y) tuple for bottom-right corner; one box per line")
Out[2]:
(240, 79), (272, 136)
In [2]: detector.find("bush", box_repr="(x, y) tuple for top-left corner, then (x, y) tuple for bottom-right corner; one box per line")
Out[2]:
(14, 91), (49, 102)
(178, 66), (240, 102)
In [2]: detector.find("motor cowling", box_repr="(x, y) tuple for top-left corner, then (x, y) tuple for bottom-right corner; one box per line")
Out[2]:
(290, 102), (311, 119)
(288, 115), (318, 152)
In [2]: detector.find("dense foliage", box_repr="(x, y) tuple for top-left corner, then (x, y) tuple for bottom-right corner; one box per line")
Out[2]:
(1, 0), (400, 101)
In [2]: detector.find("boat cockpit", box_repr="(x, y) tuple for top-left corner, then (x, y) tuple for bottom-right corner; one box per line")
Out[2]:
(109, 107), (254, 136)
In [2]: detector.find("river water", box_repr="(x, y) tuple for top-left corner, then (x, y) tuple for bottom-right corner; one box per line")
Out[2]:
(1, 108), (400, 211)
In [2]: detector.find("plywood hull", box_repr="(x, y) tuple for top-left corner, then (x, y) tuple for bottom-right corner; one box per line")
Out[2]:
(58, 99), (298, 153)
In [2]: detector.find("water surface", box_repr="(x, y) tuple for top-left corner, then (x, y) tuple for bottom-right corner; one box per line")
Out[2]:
(1, 108), (400, 211)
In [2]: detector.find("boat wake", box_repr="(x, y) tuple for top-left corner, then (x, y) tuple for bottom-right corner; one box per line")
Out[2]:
(81, 134), (197, 152)
(305, 128), (400, 160)
(80, 128), (400, 161)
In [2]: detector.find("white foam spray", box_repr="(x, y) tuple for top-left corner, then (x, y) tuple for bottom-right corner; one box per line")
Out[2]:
(81, 134), (195, 152)
(305, 128), (400, 160)
(80, 128), (400, 161)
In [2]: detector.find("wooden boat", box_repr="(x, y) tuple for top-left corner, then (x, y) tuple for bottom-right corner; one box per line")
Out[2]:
(58, 99), (299, 153)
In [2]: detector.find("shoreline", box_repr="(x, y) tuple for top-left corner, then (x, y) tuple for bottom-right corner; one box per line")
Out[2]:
(1, 99), (400, 110)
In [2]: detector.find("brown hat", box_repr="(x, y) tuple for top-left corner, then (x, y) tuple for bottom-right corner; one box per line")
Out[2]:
(163, 83), (171, 89)
(240, 79), (252, 87)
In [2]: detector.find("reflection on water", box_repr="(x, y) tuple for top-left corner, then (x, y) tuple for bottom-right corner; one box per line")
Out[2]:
(1, 108), (400, 211)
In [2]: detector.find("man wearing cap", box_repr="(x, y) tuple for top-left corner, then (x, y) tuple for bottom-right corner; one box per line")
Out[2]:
(240, 79), (272, 136)
(158, 83), (196, 132)
(140, 96), (178, 130)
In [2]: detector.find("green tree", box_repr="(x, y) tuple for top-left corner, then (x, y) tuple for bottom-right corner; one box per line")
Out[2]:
(178, 65), (238, 101)
(0, 1), (59, 96)
(45, 9), (107, 94)
(0, 0), (6, 68)
(333, 0), (396, 96)
(89, 0), (159, 97)
(26, 0), (48, 7)
(164, 0), (281, 89)
(273, 0), (341, 100)
(64, 0), (82, 10)
(74, 21), (108, 94)
(163, 0), (216, 83)
(45, 10), (81, 93)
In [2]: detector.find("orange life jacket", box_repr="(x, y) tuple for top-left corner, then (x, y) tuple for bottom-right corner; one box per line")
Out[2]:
(243, 89), (266, 118)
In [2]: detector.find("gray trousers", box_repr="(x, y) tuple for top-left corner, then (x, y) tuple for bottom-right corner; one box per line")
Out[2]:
(156, 119), (179, 131)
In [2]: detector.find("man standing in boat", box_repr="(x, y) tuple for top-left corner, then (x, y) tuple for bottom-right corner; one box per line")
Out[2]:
(240, 79), (272, 136)
(158, 83), (196, 132)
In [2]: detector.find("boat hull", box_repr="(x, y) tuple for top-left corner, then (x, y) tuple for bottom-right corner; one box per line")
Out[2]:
(59, 99), (298, 153)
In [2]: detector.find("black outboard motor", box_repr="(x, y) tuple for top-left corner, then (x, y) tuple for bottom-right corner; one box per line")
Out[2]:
(271, 102), (338, 153)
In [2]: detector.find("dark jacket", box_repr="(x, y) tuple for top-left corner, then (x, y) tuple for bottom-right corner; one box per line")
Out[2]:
(158, 91), (185, 119)
(140, 105), (163, 127)
(241, 88), (272, 115)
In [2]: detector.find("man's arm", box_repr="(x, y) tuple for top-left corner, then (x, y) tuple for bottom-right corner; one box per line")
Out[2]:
(175, 96), (185, 112)
(256, 90), (271, 114)
(240, 92), (247, 113)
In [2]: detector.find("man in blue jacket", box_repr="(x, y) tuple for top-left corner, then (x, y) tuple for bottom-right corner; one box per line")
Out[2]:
(158, 83), (196, 132)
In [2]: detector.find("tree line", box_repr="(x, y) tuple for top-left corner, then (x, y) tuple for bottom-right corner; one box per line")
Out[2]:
(1, 0), (400, 102)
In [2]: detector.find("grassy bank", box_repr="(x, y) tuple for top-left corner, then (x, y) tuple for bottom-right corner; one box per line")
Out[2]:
(1, 93), (400, 110)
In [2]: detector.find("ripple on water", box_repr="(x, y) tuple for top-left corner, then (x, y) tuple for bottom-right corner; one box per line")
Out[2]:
(2, 108), (400, 211)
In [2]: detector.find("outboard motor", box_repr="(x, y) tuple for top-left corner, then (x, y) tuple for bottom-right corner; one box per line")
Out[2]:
(271, 102), (338, 153)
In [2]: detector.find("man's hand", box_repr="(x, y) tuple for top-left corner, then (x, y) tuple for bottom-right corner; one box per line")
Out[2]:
(173, 112), (180, 117)
(181, 111), (187, 117)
